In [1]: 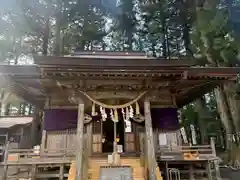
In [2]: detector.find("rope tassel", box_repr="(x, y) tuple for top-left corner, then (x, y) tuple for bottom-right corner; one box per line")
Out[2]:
(110, 109), (114, 121)
(129, 105), (134, 118)
(135, 101), (140, 115)
(126, 107), (130, 121)
(91, 103), (96, 116)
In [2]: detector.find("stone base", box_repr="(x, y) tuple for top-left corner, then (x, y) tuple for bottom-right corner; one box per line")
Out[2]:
(112, 152), (120, 165)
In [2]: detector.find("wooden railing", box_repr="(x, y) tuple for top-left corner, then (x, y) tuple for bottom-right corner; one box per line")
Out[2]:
(0, 136), (90, 180)
(156, 144), (216, 159)
(43, 129), (77, 150)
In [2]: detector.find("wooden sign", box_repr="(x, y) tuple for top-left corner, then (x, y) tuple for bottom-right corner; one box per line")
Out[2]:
(100, 166), (133, 180)
(8, 154), (19, 161)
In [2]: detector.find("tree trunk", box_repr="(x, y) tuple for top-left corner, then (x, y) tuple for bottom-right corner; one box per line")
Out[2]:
(0, 91), (11, 116)
(54, 0), (62, 56)
(162, 16), (167, 58)
(214, 86), (234, 150)
(194, 97), (208, 144)
(224, 83), (240, 134)
(42, 18), (50, 55)
(179, 0), (191, 56)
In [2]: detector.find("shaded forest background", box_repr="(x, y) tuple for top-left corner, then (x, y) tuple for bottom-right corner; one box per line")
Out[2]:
(0, 0), (240, 164)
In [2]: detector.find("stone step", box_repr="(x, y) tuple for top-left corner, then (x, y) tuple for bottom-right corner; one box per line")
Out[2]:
(68, 158), (163, 180)
(88, 157), (145, 180)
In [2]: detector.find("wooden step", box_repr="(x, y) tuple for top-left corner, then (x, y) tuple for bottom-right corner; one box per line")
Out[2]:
(68, 161), (76, 180)
(156, 165), (163, 180)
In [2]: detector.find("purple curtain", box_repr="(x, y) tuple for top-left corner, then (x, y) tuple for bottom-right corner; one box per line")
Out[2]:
(151, 108), (180, 131)
(44, 109), (78, 131)
(44, 108), (180, 131)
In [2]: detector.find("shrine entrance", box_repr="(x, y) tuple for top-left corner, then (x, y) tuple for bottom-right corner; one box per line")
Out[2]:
(102, 117), (125, 153)
(90, 95), (146, 155)
(102, 118), (114, 153)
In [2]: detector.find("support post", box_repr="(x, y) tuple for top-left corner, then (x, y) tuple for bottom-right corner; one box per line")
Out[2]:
(59, 164), (64, 180)
(86, 123), (92, 155)
(113, 120), (117, 153)
(30, 164), (36, 180)
(0, 92), (10, 116)
(0, 103), (6, 116)
(2, 141), (9, 180)
(30, 110), (40, 147)
(40, 130), (47, 155)
(75, 99), (85, 180)
(144, 97), (157, 180)
(210, 137), (221, 180)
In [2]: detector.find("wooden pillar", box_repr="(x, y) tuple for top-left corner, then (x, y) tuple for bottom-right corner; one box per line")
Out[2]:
(40, 97), (49, 152)
(30, 164), (37, 180)
(3, 141), (9, 180)
(0, 92), (10, 116)
(75, 99), (85, 180)
(144, 97), (157, 180)
(59, 164), (64, 180)
(19, 127), (25, 148)
(86, 123), (93, 155)
(210, 137), (221, 180)
(40, 130), (47, 153)
(30, 110), (39, 147)
(1, 103), (6, 116)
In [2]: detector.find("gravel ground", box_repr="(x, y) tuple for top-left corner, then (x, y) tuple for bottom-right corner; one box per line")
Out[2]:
(220, 167), (240, 180)
(0, 167), (237, 180)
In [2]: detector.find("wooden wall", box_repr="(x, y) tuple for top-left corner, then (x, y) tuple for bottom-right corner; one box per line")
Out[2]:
(153, 130), (181, 150)
(43, 123), (92, 154)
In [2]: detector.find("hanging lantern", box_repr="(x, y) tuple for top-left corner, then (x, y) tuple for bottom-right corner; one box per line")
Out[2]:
(116, 137), (120, 143)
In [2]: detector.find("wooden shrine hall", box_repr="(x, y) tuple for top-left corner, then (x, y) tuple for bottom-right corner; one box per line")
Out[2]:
(0, 51), (239, 180)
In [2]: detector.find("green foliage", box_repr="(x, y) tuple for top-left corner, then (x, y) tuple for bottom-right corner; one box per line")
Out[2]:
(191, 0), (240, 66)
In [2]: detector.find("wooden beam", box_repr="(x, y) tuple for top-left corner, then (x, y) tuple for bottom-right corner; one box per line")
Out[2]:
(176, 82), (219, 107)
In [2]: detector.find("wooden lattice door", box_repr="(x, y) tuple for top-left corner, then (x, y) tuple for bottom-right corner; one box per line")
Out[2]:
(92, 120), (102, 153)
(125, 132), (135, 152)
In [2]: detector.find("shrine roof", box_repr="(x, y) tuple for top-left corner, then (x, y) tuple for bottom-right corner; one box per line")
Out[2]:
(34, 55), (194, 68)
(0, 116), (33, 128)
(0, 53), (239, 108)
